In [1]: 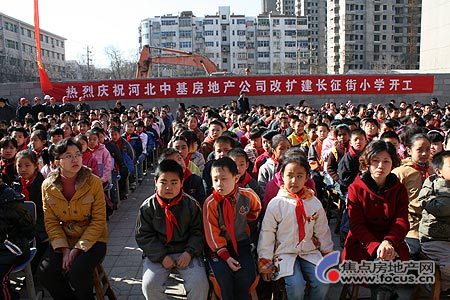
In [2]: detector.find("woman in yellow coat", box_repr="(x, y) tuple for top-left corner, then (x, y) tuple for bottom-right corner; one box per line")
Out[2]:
(37, 138), (108, 300)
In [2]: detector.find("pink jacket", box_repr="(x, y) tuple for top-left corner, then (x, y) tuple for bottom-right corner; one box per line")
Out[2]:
(90, 144), (113, 183)
(262, 171), (316, 212)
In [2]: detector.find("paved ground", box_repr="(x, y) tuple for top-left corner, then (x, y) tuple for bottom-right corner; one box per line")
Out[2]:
(13, 172), (435, 299)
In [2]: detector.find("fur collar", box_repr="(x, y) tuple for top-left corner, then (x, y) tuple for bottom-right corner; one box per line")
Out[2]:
(46, 166), (93, 191)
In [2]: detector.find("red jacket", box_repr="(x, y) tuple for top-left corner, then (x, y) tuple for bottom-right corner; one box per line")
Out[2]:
(342, 173), (410, 262)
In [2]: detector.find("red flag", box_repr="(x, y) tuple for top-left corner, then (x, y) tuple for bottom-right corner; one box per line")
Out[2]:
(34, 0), (53, 93)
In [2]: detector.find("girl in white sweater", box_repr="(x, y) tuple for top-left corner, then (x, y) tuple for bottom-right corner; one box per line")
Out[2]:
(258, 155), (333, 300)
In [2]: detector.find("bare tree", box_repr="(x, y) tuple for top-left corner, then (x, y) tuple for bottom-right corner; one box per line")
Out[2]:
(104, 46), (136, 79)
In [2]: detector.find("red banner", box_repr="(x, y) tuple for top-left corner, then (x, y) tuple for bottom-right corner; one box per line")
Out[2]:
(47, 75), (434, 101)
(34, 0), (53, 92)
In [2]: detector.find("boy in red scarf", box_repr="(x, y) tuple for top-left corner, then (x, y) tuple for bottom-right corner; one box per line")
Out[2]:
(203, 157), (261, 300)
(135, 160), (208, 299)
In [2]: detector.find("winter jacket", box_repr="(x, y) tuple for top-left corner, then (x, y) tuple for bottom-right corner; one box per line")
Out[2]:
(90, 144), (113, 183)
(184, 173), (206, 205)
(392, 157), (433, 239)
(338, 147), (362, 193)
(326, 145), (347, 183)
(252, 152), (270, 178)
(0, 158), (18, 186)
(203, 187), (261, 259)
(82, 152), (99, 177)
(190, 151), (205, 173)
(342, 173), (410, 262)
(135, 193), (204, 263)
(418, 175), (450, 243)
(104, 140), (128, 177)
(262, 171), (316, 212)
(0, 184), (34, 254)
(13, 173), (47, 242)
(258, 157), (277, 193)
(41, 166), (108, 251)
(123, 133), (143, 158)
(258, 187), (333, 280)
(202, 160), (215, 196)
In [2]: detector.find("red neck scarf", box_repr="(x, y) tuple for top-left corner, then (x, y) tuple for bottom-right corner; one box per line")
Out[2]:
(183, 168), (192, 182)
(348, 145), (359, 157)
(88, 144), (100, 153)
(126, 133), (132, 142)
(271, 155), (280, 166)
(238, 172), (252, 188)
(282, 186), (313, 244)
(20, 171), (38, 201)
(155, 192), (184, 244)
(0, 158), (14, 174)
(82, 150), (93, 162)
(212, 186), (238, 254)
(19, 143), (28, 151)
(412, 162), (430, 182)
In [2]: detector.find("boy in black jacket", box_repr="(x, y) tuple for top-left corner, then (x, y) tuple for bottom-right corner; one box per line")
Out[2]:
(135, 160), (208, 300)
(337, 128), (367, 245)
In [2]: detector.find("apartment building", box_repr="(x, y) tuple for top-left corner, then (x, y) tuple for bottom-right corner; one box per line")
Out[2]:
(262, 0), (278, 14)
(327, 0), (421, 74)
(139, 6), (310, 76)
(420, 0), (450, 73)
(0, 12), (66, 82)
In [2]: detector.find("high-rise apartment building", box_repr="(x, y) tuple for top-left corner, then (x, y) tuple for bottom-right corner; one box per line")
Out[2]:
(420, 0), (450, 73)
(327, 0), (421, 74)
(262, 0), (278, 14)
(139, 6), (310, 76)
(297, 0), (327, 74)
(0, 12), (66, 82)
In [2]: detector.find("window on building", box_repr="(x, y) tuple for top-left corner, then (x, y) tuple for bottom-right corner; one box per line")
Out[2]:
(257, 52), (270, 58)
(285, 52), (296, 58)
(180, 42), (192, 48)
(222, 57), (227, 63)
(237, 19), (246, 24)
(204, 19), (214, 25)
(284, 30), (296, 36)
(285, 41), (296, 47)
(205, 42), (214, 47)
(237, 41), (246, 48)
(222, 36), (227, 41)
(257, 41), (270, 47)
(179, 31), (192, 38)
(204, 30), (214, 36)
(161, 20), (176, 25)
(237, 30), (245, 36)
(284, 19), (296, 25)
(221, 15), (227, 20)
(45, 36), (49, 43)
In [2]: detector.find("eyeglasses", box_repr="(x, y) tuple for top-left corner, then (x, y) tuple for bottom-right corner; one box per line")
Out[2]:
(60, 153), (82, 160)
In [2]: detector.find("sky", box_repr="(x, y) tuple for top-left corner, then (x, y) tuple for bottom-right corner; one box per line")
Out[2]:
(2, 0), (261, 68)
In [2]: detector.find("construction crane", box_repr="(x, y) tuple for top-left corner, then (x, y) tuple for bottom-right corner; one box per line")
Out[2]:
(136, 45), (219, 78)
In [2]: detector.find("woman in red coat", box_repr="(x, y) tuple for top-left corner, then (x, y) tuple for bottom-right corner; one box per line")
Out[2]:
(342, 140), (410, 263)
